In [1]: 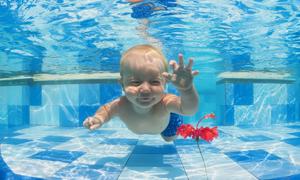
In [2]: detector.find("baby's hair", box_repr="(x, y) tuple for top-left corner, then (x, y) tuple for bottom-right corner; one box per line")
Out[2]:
(120, 44), (168, 74)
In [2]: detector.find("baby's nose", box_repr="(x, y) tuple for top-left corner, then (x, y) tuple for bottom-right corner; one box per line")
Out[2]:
(139, 82), (151, 93)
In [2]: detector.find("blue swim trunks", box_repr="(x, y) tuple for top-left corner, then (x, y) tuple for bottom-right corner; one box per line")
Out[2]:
(161, 112), (183, 137)
(131, 2), (155, 19)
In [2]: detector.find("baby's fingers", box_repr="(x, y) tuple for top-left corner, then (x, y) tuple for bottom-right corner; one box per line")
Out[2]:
(162, 72), (176, 82)
(83, 117), (91, 128)
(192, 70), (199, 76)
(169, 60), (178, 71)
(162, 72), (171, 81)
(186, 58), (194, 70)
(90, 123), (101, 130)
(178, 54), (184, 67)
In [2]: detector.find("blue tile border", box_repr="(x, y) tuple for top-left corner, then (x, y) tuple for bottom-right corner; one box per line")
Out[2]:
(233, 83), (253, 105)
(30, 85), (42, 106)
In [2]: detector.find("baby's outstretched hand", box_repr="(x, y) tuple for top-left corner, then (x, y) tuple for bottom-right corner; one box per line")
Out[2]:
(83, 116), (103, 130)
(162, 54), (199, 91)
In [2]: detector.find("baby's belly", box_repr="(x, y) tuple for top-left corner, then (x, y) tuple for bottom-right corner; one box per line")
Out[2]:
(123, 117), (170, 135)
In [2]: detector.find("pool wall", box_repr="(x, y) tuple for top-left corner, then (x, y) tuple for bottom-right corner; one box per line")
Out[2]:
(0, 75), (299, 127)
(217, 82), (299, 126)
(0, 83), (122, 127)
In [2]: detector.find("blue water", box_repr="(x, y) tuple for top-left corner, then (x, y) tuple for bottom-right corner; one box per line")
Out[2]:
(0, 0), (300, 179)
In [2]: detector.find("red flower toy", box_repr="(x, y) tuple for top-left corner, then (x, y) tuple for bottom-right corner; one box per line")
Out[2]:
(176, 113), (218, 179)
(176, 112), (218, 142)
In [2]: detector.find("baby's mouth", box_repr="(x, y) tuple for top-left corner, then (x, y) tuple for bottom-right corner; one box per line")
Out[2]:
(138, 97), (154, 102)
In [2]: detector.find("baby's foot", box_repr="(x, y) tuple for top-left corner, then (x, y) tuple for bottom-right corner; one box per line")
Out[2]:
(161, 135), (177, 142)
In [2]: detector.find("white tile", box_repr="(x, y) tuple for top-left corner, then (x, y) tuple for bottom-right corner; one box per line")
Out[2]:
(53, 140), (134, 154)
(1, 142), (67, 178)
(1, 143), (44, 159)
(42, 84), (79, 106)
(234, 105), (272, 126)
(254, 84), (287, 105)
(5, 158), (67, 178)
(30, 105), (60, 126)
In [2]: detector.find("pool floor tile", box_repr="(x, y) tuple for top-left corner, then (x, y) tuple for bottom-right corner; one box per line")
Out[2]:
(2, 124), (300, 179)
(54, 164), (122, 179)
(101, 138), (138, 145)
(72, 153), (130, 167)
(40, 135), (73, 143)
(132, 144), (178, 154)
(225, 149), (300, 179)
(30, 149), (85, 163)
(283, 138), (300, 147)
(225, 149), (281, 163)
(288, 132), (300, 137)
(1, 137), (32, 145)
(119, 166), (188, 180)
(126, 154), (182, 167)
(241, 159), (300, 180)
(239, 135), (274, 142)
(176, 144), (220, 154)
(286, 125), (300, 129)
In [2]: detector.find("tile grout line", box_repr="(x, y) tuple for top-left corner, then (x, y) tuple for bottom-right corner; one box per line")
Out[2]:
(175, 143), (190, 180)
(116, 138), (139, 179)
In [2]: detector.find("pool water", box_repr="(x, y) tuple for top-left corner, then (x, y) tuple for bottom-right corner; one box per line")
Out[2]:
(1, 0), (300, 179)
(1, 122), (300, 179)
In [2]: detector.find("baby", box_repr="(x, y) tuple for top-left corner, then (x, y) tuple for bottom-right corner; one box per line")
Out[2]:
(83, 44), (199, 141)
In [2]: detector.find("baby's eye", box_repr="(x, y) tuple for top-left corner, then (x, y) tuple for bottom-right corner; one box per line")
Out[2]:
(150, 80), (161, 85)
(129, 80), (141, 86)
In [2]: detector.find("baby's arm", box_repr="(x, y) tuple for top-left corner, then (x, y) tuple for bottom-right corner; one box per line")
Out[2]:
(83, 98), (120, 130)
(163, 88), (199, 115)
(162, 54), (199, 115)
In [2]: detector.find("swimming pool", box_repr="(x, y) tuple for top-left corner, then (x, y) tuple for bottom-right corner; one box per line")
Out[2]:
(0, 0), (300, 179)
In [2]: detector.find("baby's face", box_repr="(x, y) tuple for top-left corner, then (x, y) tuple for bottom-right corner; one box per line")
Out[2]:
(121, 52), (166, 110)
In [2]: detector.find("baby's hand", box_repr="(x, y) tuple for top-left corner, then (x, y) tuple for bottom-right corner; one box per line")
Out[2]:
(83, 116), (103, 130)
(162, 54), (199, 91)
